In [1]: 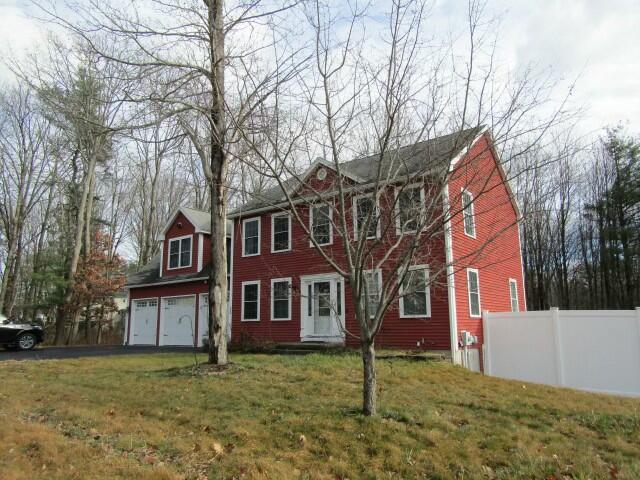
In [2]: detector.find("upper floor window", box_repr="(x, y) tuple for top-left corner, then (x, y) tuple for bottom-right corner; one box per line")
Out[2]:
(242, 218), (261, 256)
(168, 235), (192, 269)
(399, 266), (431, 318)
(271, 213), (291, 253)
(461, 189), (476, 237)
(467, 268), (481, 317)
(509, 278), (519, 312)
(310, 204), (332, 246)
(353, 195), (378, 240)
(396, 185), (424, 234)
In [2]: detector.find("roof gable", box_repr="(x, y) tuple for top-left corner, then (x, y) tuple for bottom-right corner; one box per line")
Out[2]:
(158, 207), (232, 240)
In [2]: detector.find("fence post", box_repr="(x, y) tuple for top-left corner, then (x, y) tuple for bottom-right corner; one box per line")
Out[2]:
(550, 307), (565, 386)
(482, 310), (490, 375)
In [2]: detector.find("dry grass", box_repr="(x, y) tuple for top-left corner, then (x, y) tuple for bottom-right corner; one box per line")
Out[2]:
(0, 352), (638, 479)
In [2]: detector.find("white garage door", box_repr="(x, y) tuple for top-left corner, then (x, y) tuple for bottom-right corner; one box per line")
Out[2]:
(132, 299), (158, 345)
(161, 296), (196, 346)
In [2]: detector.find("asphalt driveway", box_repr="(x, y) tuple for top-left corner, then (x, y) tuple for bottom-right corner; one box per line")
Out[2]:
(0, 345), (200, 362)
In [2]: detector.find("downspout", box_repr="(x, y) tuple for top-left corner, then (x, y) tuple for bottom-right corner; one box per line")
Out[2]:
(443, 182), (460, 364)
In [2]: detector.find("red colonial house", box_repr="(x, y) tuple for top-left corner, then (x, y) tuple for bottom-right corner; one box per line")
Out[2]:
(125, 127), (525, 368)
(229, 126), (525, 368)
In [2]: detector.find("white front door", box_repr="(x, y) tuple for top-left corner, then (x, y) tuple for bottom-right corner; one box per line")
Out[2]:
(132, 298), (158, 345)
(300, 274), (345, 343)
(161, 296), (196, 346)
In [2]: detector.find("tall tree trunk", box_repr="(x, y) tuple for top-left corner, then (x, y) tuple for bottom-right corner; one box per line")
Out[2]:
(205, 0), (229, 365)
(361, 339), (377, 416)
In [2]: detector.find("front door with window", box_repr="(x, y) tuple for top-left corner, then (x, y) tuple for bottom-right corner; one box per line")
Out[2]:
(300, 274), (344, 343)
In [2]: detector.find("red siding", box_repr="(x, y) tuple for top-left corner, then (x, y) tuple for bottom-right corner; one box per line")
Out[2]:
(448, 134), (526, 355)
(232, 186), (452, 350)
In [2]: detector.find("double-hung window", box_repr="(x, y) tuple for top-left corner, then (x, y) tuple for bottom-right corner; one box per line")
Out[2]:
(467, 268), (481, 317)
(509, 279), (519, 312)
(271, 278), (291, 321)
(461, 189), (476, 237)
(168, 236), (192, 269)
(400, 266), (431, 317)
(310, 205), (332, 246)
(241, 281), (260, 321)
(362, 269), (382, 317)
(243, 218), (260, 256)
(354, 195), (378, 240)
(271, 213), (291, 252)
(396, 185), (424, 234)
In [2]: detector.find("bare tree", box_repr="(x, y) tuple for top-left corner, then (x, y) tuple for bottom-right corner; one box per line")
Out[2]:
(34, 0), (308, 363)
(235, 0), (573, 415)
(0, 85), (57, 316)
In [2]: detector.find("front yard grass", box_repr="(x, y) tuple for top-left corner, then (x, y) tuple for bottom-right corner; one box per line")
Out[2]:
(0, 352), (638, 479)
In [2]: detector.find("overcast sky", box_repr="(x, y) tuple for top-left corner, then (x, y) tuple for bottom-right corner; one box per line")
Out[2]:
(1, 0), (638, 140)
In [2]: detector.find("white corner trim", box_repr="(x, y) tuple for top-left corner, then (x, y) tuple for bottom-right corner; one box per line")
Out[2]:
(197, 233), (203, 272)
(270, 277), (292, 321)
(242, 217), (261, 257)
(159, 242), (164, 277)
(443, 183), (459, 364)
(167, 234), (193, 270)
(241, 280), (260, 322)
(271, 212), (292, 253)
(517, 224), (528, 311)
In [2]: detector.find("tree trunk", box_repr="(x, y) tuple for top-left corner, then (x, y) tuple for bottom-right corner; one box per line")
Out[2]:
(361, 340), (377, 416)
(207, 171), (228, 365)
(205, 0), (229, 366)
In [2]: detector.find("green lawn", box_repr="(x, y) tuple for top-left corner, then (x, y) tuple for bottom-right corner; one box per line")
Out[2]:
(0, 353), (638, 479)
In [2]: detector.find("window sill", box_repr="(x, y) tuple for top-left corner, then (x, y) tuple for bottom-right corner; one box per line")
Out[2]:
(241, 318), (260, 322)
(400, 314), (431, 319)
(271, 318), (291, 322)
(241, 253), (261, 258)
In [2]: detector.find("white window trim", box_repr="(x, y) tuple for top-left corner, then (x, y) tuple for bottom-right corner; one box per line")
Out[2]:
(352, 194), (380, 241)
(271, 212), (292, 253)
(309, 204), (333, 247)
(461, 188), (477, 239)
(241, 280), (260, 322)
(394, 184), (426, 235)
(167, 234), (193, 270)
(242, 217), (261, 257)
(271, 277), (292, 321)
(467, 268), (481, 318)
(362, 268), (382, 318)
(399, 265), (431, 318)
(509, 278), (519, 312)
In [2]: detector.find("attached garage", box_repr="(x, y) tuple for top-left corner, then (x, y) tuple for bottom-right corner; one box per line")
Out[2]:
(160, 295), (196, 346)
(131, 298), (158, 345)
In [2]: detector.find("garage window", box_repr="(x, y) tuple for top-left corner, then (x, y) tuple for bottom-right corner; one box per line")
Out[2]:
(242, 281), (260, 321)
(168, 236), (192, 269)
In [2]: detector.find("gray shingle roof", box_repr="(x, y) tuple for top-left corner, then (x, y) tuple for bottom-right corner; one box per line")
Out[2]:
(230, 126), (484, 216)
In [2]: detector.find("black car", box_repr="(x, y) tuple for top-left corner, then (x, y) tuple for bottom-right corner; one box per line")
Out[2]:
(0, 314), (44, 350)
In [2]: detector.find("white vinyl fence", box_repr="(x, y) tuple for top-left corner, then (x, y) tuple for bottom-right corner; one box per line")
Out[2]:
(483, 308), (640, 397)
